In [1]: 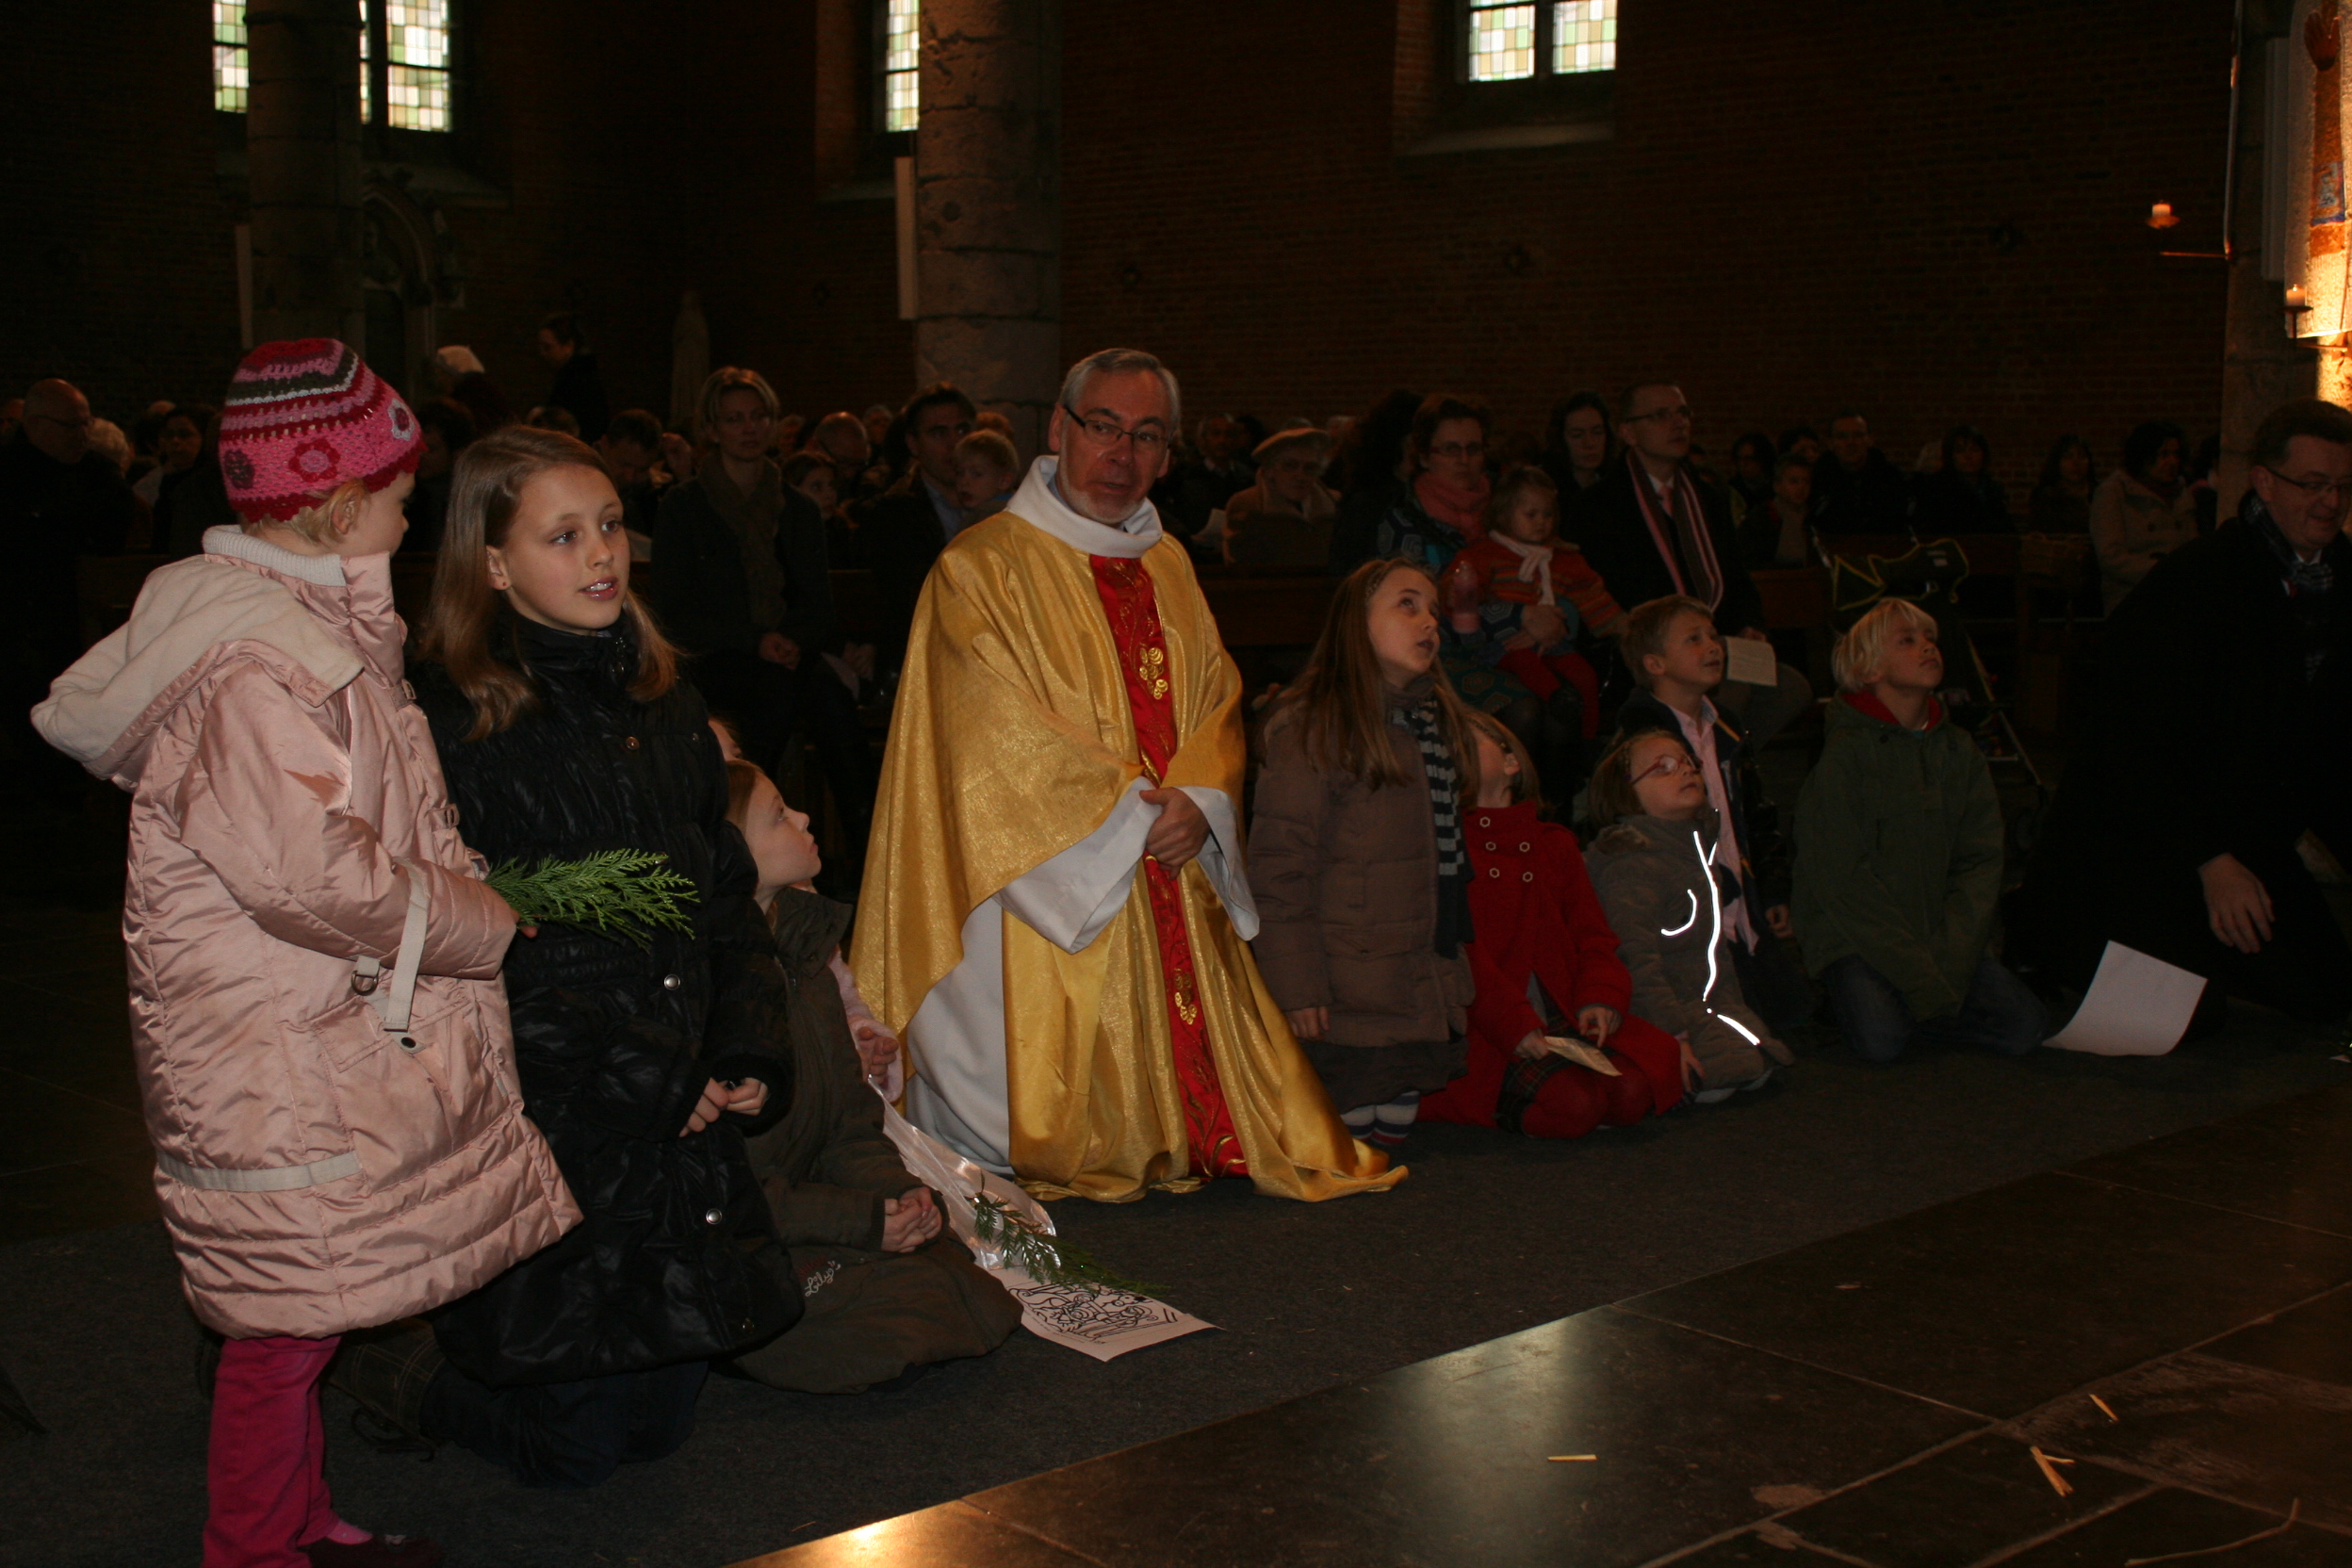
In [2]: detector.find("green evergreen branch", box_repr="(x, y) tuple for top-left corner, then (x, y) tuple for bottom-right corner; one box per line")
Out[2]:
(972, 1194), (1155, 1296)
(485, 850), (698, 951)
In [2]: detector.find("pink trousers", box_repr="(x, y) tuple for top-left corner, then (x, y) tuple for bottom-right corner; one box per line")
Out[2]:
(204, 1334), (343, 1568)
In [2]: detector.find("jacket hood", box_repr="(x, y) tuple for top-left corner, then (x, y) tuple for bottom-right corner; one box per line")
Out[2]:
(32, 528), (384, 789)
(1589, 807), (1720, 859)
(766, 886), (853, 976)
(1833, 689), (1946, 735)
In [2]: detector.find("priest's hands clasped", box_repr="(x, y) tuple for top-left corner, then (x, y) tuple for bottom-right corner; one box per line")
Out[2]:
(1141, 786), (1209, 869)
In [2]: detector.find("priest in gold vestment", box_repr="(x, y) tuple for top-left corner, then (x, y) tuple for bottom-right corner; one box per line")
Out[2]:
(851, 348), (1401, 1202)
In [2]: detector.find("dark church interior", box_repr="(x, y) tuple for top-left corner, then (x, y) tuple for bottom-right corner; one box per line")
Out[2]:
(5, 2), (2352, 1565)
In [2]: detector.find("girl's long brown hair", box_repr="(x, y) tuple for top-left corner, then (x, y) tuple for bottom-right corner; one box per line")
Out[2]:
(416, 426), (678, 740)
(1285, 558), (1481, 796)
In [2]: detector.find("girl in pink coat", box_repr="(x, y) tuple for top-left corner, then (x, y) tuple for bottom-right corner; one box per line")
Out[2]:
(34, 341), (578, 1568)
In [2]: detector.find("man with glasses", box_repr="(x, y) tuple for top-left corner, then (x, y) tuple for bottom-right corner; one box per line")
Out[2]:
(854, 382), (977, 671)
(3, 378), (136, 800)
(852, 347), (1401, 1205)
(2012, 398), (2352, 1033)
(1571, 382), (1813, 746)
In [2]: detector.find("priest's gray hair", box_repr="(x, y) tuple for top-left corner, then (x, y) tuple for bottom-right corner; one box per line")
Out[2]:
(1058, 348), (1183, 433)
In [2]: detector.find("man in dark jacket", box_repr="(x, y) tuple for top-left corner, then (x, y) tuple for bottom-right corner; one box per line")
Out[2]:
(2011, 399), (2352, 1029)
(1, 378), (136, 798)
(1812, 411), (1913, 535)
(536, 312), (610, 442)
(1569, 382), (1813, 745)
(851, 383), (976, 671)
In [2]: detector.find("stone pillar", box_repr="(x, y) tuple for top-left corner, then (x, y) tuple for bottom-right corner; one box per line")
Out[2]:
(246, 0), (367, 348)
(913, 0), (1061, 459)
(2220, 23), (2321, 513)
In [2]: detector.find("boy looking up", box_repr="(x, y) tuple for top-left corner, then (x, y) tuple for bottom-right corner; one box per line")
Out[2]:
(1612, 595), (1812, 1032)
(1792, 599), (2047, 1061)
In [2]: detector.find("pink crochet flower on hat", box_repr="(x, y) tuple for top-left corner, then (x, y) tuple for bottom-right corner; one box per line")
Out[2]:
(287, 438), (342, 482)
(217, 338), (423, 522)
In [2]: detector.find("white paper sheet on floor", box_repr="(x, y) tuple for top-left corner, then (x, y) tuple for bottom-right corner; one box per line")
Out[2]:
(2042, 940), (2208, 1056)
(876, 1093), (1214, 1360)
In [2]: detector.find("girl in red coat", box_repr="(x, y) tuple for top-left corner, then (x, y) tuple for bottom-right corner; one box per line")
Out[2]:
(1420, 714), (1687, 1137)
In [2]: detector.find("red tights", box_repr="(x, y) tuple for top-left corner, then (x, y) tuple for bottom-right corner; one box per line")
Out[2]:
(204, 1334), (361, 1568)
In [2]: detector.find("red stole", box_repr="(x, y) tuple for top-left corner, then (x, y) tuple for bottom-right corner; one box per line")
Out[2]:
(1088, 556), (1249, 1179)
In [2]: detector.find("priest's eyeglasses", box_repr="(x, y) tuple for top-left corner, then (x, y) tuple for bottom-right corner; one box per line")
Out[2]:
(1063, 406), (1170, 455)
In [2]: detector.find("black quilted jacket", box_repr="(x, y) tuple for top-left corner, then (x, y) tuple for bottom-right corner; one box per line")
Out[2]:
(416, 614), (800, 1386)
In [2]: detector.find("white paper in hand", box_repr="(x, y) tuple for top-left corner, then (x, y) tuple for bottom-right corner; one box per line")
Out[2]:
(1544, 1035), (1622, 1076)
(1723, 636), (1779, 687)
(2044, 941), (2208, 1056)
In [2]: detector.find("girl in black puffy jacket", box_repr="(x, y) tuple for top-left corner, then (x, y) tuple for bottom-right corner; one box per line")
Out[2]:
(402, 426), (800, 1488)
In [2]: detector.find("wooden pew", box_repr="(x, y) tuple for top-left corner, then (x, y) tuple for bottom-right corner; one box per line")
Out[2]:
(1194, 566), (1339, 649)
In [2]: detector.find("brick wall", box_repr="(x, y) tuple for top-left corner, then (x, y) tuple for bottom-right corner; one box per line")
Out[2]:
(6, 0), (2237, 501)
(1062, 0), (2238, 499)
(0, 2), (242, 416)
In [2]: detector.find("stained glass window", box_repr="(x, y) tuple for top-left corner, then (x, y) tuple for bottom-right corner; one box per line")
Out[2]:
(213, 1), (249, 113)
(882, 0), (921, 132)
(384, 0), (451, 130)
(1467, 0), (1618, 85)
(1552, 0), (1616, 74)
(1467, 4), (1538, 82)
(216, 0), (449, 131)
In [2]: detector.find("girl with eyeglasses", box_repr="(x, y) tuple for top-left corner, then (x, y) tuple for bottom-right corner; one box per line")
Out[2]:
(1582, 730), (1788, 1102)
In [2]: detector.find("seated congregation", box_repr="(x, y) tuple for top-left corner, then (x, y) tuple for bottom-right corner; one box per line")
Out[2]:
(26, 331), (2350, 1568)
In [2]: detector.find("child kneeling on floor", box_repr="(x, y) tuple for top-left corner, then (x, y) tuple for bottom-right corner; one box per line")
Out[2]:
(1585, 730), (1792, 1102)
(1250, 558), (1478, 1146)
(1419, 714), (1686, 1136)
(720, 760), (1022, 1393)
(1609, 594), (1814, 1036)
(397, 426), (803, 1489)
(34, 340), (578, 1568)
(1792, 599), (2048, 1062)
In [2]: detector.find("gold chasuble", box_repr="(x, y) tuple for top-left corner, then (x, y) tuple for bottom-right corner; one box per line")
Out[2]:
(851, 458), (1402, 1202)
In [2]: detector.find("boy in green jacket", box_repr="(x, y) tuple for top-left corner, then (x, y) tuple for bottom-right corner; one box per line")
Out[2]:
(1792, 599), (2048, 1061)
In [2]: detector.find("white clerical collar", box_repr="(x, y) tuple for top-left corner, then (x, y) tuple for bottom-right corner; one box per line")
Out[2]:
(1005, 455), (1163, 560)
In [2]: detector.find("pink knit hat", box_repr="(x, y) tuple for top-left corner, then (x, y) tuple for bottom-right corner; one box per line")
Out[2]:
(218, 338), (421, 521)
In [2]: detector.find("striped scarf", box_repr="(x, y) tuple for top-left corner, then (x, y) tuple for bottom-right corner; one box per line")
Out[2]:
(1626, 453), (1726, 612)
(1397, 694), (1472, 957)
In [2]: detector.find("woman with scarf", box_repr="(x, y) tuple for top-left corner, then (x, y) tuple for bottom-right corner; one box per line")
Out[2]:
(1371, 393), (1540, 737)
(653, 368), (873, 873)
(2090, 419), (2196, 612)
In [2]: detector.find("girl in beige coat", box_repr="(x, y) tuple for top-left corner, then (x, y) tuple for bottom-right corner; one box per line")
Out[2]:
(34, 341), (577, 1568)
(1250, 559), (1479, 1144)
